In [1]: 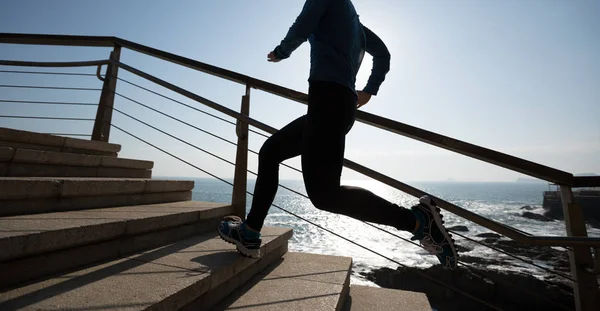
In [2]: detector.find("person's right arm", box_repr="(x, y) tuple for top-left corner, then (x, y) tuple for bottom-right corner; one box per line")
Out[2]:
(269, 0), (331, 61)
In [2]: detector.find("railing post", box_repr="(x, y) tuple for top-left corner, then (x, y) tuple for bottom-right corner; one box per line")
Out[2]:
(231, 84), (250, 219)
(92, 45), (121, 142)
(559, 185), (599, 311)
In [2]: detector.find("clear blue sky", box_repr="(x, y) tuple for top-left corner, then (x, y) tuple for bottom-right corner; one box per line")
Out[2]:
(1, 0), (598, 182)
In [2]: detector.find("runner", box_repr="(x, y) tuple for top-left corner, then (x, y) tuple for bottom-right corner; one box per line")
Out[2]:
(218, 0), (458, 270)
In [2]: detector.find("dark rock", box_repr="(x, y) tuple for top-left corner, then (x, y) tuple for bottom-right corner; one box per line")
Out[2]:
(454, 236), (571, 272)
(483, 239), (570, 272)
(522, 211), (554, 222)
(361, 220), (580, 311)
(476, 233), (501, 239)
(588, 219), (600, 229)
(448, 225), (469, 232)
(458, 254), (493, 266)
(456, 245), (473, 253)
(543, 208), (564, 220)
(365, 261), (574, 311)
(520, 205), (535, 210)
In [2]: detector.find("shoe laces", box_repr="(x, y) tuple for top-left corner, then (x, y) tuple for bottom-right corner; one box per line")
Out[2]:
(418, 235), (444, 254)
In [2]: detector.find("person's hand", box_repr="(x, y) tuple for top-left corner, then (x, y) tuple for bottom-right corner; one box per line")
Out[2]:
(356, 90), (372, 108)
(267, 51), (281, 62)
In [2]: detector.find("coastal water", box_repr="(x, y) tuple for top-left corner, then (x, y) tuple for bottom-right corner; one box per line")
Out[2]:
(185, 177), (600, 286)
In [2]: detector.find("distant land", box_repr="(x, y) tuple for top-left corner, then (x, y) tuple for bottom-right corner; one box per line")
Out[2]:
(516, 173), (598, 183)
(516, 178), (545, 183)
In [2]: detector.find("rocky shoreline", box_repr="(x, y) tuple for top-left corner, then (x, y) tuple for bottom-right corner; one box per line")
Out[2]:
(361, 232), (578, 311)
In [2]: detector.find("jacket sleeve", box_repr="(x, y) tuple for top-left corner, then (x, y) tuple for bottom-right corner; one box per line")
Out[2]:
(273, 0), (331, 60)
(362, 25), (391, 95)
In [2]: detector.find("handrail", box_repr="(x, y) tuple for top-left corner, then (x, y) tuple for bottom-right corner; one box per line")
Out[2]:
(343, 159), (599, 247)
(0, 33), (114, 47)
(0, 84), (101, 91)
(0, 59), (109, 67)
(110, 37), (309, 104)
(107, 60), (600, 248)
(0, 33), (585, 187)
(353, 111), (575, 185)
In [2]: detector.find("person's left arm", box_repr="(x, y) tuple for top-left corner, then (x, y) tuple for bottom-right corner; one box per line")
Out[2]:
(357, 24), (391, 108)
(362, 25), (391, 96)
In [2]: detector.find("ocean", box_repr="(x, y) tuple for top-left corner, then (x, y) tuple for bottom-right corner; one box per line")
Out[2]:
(185, 177), (600, 286)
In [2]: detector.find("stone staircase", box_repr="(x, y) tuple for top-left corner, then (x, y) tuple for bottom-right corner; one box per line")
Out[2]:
(0, 129), (432, 310)
(1, 127), (152, 178)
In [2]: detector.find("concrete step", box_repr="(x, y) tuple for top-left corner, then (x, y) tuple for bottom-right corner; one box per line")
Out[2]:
(345, 285), (431, 311)
(0, 147), (153, 178)
(0, 201), (234, 288)
(0, 127), (121, 157)
(0, 226), (292, 311)
(214, 252), (353, 311)
(0, 178), (194, 216)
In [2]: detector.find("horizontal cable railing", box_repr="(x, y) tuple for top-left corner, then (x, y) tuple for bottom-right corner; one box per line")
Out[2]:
(108, 59), (600, 248)
(105, 82), (574, 309)
(43, 133), (91, 137)
(114, 91), (298, 172)
(107, 109), (572, 310)
(111, 77), (575, 277)
(115, 76), (270, 138)
(0, 65), (102, 138)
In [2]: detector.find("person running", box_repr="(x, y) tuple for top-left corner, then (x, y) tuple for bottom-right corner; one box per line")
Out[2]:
(218, 0), (458, 269)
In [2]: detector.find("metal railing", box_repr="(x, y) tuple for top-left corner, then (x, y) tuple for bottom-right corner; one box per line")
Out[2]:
(0, 71), (578, 310)
(0, 64), (585, 311)
(1, 33), (599, 311)
(107, 77), (577, 310)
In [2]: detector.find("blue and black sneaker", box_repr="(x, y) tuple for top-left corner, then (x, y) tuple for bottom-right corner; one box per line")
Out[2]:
(218, 216), (262, 259)
(411, 196), (459, 270)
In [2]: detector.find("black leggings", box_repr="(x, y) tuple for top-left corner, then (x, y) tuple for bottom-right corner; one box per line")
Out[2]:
(245, 81), (416, 232)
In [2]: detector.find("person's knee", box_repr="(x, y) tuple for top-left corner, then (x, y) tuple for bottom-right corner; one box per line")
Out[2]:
(306, 186), (340, 213)
(258, 139), (279, 164)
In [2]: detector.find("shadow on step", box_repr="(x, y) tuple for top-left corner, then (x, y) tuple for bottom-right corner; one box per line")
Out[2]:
(0, 237), (199, 310)
(1, 227), (292, 311)
(211, 255), (350, 311)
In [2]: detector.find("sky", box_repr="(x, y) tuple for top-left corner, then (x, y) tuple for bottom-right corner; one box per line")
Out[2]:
(0, 0), (598, 182)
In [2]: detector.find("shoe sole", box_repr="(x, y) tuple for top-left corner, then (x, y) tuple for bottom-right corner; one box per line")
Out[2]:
(420, 197), (459, 269)
(218, 227), (261, 259)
